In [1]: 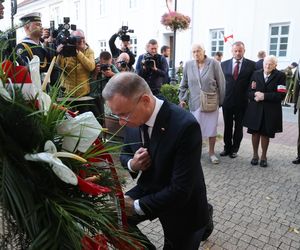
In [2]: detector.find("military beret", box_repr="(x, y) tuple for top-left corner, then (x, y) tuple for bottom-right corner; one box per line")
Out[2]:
(20, 12), (41, 23)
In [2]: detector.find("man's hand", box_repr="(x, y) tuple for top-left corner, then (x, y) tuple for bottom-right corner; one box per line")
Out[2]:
(102, 68), (115, 78)
(179, 101), (186, 108)
(130, 147), (151, 172)
(124, 196), (135, 217)
(254, 91), (264, 102)
(56, 44), (64, 53)
(151, 60), (157, 71)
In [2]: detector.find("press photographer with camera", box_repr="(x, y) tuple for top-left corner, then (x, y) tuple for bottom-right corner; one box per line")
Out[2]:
(116, 52), (132, 72)
(109, 25), (135, 70)
(136, 39), (169, 96)
(90, 51), (119, 125)
(56, 29), (96, 114)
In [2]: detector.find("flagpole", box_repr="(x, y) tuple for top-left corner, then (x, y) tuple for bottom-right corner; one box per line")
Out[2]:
(170, 0), (177, 85)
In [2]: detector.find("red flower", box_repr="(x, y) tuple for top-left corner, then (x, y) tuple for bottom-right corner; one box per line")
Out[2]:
(77, 176), (111, 196)
(161, 11), (191, 31)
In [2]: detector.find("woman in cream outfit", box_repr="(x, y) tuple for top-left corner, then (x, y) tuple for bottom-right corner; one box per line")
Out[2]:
(179, 44), (225, 164)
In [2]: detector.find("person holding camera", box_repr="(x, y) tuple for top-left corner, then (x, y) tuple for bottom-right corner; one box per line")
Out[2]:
(90, 51), (119, 125)
(115, 52), (133, 72)
(15, 13), (52, 76)
(136, 39), (169, 96)
(56, 29), (96, 114)
(109, 27), (135, 70)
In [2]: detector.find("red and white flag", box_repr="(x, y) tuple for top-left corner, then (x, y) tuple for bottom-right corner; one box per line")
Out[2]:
(224, 34), (234, 43)
(277, 85), (286, 93)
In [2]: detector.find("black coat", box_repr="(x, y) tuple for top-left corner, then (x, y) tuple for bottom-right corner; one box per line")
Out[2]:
(243, 69), (286, 135)
(120, 101), (209, 245)
(221, 58), (256, 109)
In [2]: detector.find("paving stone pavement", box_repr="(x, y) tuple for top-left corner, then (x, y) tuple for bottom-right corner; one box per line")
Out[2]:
(123, 106), (300, 250)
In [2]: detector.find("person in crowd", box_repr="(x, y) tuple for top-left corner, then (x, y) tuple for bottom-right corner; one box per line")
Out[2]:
(102, 72), (211, 250)
(282, 62), (298, 106)
(15, 13), (52, 78)
(161, 45), (171, 83)
(136, 39), (168, 95)
(220, 41), (256, 158)
(56, 29), (95, 114)
(179, 44), (225, 164)
(176, 60), (184, 83)
(109, 30), (135, 70)
(115, 52), (132, 72)
(292, 63), (300, 164)
(0, 0), (4, 20)
(255, 50), (266, 70)
(214, 51), (223, 62)
(243, 55), (286, 167)
(90, 51), (119, 125)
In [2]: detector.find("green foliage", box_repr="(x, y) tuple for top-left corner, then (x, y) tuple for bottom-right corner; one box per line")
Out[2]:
(160, 84), (180, 104)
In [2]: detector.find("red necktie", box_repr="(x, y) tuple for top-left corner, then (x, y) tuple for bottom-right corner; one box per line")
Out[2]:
(233, 60), (240, 80)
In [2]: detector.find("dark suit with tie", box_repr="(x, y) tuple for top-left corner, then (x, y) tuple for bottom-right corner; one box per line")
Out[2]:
(120, 100), (209, 250)
(221, 58), (256, 154)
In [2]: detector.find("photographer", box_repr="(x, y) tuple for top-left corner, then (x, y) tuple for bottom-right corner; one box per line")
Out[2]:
(56, 29), (96, 114)
(90, 51), (119, 125)
(136, 39), (169, 96)
(116, 52), (132, 72)
(109, 27), (135, 69)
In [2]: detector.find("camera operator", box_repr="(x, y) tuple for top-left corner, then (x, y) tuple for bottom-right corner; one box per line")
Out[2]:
(90, 51), (119, 125)
(56, 29), (96, 114)
(115, 52), (133, 72)
(136, 39), (169, 96)
(109, 27), (135, 70)
(15, 13), (52, 76)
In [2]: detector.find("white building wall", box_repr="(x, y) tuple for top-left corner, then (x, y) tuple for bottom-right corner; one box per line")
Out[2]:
(2, 0), (300, 69)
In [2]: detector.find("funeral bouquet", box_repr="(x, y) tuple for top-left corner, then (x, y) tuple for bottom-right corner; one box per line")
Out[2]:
(161, 11), (191, 31)
(0, 56), (144, 249)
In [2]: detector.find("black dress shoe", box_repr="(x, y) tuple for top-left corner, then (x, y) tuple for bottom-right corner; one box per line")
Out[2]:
(220, 150), (230, 156)
(229, 152), (238, 158)
(250, 158), (259, 165)
(292, 157), (300, 164)
(260, 159), (268, 167)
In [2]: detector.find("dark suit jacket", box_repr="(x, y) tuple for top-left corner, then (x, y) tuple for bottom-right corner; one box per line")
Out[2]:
(221, 58), (256, 108)
(243, 69), (286, 134)
(120, 101), (209, 231)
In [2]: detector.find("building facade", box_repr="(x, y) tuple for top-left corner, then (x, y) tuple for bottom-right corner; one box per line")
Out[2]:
(2, 0), (300, 69)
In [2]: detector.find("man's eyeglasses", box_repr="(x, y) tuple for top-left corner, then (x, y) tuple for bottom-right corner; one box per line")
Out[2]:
(111, 94), (143, 122)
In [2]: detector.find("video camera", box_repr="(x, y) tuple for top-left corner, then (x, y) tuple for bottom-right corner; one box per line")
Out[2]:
(117, 60), (128, 69)
(99, 64), (111, 71)
(142, 53), (157, 71)
(118, 25), (134, 42)
(50, 17), (78, 57)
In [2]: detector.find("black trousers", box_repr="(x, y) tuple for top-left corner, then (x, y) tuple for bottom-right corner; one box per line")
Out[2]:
(222, 106), (246, 153)
(126, 186), (205, 250)
(297, 110), (300, 157)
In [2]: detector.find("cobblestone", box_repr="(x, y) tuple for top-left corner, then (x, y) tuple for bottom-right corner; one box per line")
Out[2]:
(123, 108), (300, 249)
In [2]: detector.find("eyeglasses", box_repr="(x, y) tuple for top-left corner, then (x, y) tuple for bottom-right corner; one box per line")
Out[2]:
(111, 94), (143, 123)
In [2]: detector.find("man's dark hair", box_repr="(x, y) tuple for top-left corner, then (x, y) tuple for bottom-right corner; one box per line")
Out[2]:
(161, 45), (170, 54)
(215, 51), (223, 57)
(100, 51), (112, 60)
(148, 39), (158, 46)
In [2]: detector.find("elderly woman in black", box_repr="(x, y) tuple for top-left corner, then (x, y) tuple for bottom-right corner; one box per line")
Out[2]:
(244, 55), (286, 167)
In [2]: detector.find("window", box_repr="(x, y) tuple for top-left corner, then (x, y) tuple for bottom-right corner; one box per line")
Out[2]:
(50, 5), (61, 25)
(98, 0), (106, 16)
(130, 37), (138, 56)
(99, 40), (107, 52)
(128, 0), (137, 9)
(74, 1), (80, 22)
(210, 29), (224, 56)
(269, 23), (289, 57)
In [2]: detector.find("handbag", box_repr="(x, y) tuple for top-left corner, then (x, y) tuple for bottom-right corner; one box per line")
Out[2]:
(200, 90), (219, 112)
(198, 78), (219, 112)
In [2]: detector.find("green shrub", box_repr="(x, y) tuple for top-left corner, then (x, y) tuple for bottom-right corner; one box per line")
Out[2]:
(160, 84), (180, 104)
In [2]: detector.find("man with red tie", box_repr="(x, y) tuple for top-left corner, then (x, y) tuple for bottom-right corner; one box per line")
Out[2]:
(220, 41), (256, 158)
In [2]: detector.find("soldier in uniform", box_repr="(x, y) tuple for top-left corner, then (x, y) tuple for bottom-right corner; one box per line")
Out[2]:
(15, 12), (52, 76)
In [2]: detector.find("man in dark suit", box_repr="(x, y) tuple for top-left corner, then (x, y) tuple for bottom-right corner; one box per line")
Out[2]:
(102, 72), (210, 250)
(220, 41), (256, 158)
